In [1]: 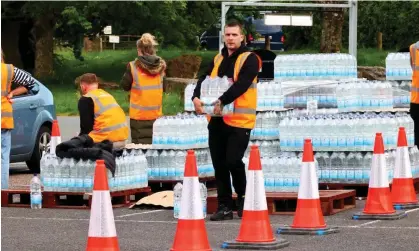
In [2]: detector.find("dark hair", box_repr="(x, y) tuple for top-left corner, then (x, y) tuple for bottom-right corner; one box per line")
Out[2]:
(79, 73), (99, 84)
(225, 19), (244, 34)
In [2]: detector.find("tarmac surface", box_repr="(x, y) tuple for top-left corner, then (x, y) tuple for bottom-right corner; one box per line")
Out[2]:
(3, 116), (419, 251)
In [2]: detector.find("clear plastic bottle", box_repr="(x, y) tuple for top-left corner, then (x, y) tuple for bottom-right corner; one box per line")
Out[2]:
(200, 182), (207, 218)
(173, 182), (183, 218)
(30, 174), (42, 209)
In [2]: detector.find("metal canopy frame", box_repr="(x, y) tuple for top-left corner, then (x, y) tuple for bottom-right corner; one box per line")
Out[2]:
(221, 0), (358, 58)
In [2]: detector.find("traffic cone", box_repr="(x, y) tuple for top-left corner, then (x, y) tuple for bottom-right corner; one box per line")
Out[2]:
(353, 133), (407, 220)
(170, 150), (211, 251)
(391, 127), (419, 209)
(276, 139), (338, 235)
(86, 160), (119, 251)
(222, 145), (290, 250)
(50, 120), (61, 155)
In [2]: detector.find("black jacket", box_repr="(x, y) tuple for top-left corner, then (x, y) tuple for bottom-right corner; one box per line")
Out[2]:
(55, 135), (116, 176)
(192, 43), (260, 106)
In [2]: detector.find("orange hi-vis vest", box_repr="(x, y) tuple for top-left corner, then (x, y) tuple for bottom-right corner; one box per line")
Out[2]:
(209, 52), (262, 129)
(1, 63), (14, 129)
(84, 89), (129, 143)
(410, 42), (419, 104)
(129, 61), (163, 120)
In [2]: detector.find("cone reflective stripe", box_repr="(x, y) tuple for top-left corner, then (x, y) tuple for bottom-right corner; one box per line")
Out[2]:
(391, 127), (418, 205)
(50, 120), (61, 155)
(86, 160), (119, 251)
(363, 133), (395, 214)
(223, 145), (290, 249)
(291, 139), (325, 229)
(171, 150), (211, 251)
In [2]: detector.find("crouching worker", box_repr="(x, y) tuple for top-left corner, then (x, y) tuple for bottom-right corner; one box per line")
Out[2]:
(78, 73), (129, 149)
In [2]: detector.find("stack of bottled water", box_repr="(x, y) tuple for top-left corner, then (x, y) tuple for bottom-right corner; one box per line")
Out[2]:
(251, 112), (281, 140)
(284, 83), (337, 109)
(274, 53), (357, 81)
(245, 140), (281, 158)
(184, 82), (197, 112)
(152, 114), (208, 149)
(200, 76), (234, 115)
(145, 149), (214, 181)
(173, 182), (207, 218)
(279, 112), (414, 151)
(316, 147), (419, 184)
(386, 53), (413, 81)
(243, 152), (301, 192)
(336, 80), (394, 112)
(257, 81), (284, 111)
(392, 81), (411, 108)
(40, 149), (148, 192)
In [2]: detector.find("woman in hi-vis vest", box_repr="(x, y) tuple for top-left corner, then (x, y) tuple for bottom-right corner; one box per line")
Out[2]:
(120, 33), (166, 145)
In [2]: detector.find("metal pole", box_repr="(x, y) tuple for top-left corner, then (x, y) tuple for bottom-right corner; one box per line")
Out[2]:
(222, 2), (350, 8)
(220, 3), (227, 53)
(349, 0), (358, 59)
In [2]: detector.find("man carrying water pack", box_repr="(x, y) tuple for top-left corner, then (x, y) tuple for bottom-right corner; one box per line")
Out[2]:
(192, 19), (262, 221)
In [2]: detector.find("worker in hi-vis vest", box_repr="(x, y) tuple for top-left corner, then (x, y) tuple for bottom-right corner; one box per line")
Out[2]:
(1, 50), (36, 189)
(192, 20), (262, 221)
(410, 41), (419, 146)
(120, 33), (166, 144)
(77, 73), (129, 149)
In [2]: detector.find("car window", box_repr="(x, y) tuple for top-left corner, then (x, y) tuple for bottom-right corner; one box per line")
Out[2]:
(11, 82), (39, 98)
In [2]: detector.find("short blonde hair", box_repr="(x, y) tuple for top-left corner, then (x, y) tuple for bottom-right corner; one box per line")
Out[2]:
(79, 73), (99, 85)
(136, 33), (158, 55)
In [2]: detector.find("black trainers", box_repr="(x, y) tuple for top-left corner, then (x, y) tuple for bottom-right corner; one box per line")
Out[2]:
(210, 205), (233, 221)
(236, 196), (244, 218)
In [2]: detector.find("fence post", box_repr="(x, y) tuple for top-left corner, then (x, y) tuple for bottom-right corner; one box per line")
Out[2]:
(377, 32), (382, 51)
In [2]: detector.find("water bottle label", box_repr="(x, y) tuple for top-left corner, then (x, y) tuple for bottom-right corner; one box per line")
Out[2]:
(31, 194), (42, 205)
(293, 178), (300, 187)
(60, 178), (67, 188)
(321, 170), (330, 180)
(337, 137), (346, 147)
(362, 99), (371, 107)
(346, 137), (355, 147)
(271, 177), (282, 188)
(321, 137), (330, 147)
(354, 170), (363, 180)
(330, 170), (338, 179)
(312, 137), (320, 147)
(108, 178), (114, 188)
(68, 178), (76, 188)
(84, 178), (92, 189)
(346, 170), (355, 180)
(265, 178), (274, 190)
(329, 138), (338, 147)
(76, 178), (83, 188)
(362, 170), (370, 180)
(284, 178), (292, 187)
(337, 170), (346, 180)
(160, 168), (168, 178)
(371, 99), (379, 108)
(44, 177), (51, 188)
(355, 137), (363, 146)
(151, 169), (159, 177)
(167, 168), (176, 177)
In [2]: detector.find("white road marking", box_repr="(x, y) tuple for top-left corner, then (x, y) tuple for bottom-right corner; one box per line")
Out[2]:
(405, 207), (419, 213)
(115, 209), (166, 218)
(356, 220), (381, 227)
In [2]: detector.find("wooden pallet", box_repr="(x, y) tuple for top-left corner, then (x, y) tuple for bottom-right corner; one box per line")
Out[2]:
(148, 176), (216, 192)
(1, 187), (151, 209)
(207, 190), (356, 216)
(319, 177), (419, 198)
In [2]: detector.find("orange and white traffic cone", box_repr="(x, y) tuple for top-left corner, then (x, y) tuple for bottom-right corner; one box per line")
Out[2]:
(86, 160), (119, 251)
(170, 150), (211, 251)
(391, 127), (419, 209)
(50, 120), (61, 155)
(277, 139), (338, 235)
(353, 133), (407, 220)
(222, 145), (290, 250)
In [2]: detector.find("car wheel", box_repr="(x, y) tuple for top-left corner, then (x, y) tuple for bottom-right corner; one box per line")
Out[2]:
(26, 126), (51, 173)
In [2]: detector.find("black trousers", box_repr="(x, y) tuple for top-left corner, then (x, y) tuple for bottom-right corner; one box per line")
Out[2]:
(208, 117), (251, 209)
(410, 103), (419, 146)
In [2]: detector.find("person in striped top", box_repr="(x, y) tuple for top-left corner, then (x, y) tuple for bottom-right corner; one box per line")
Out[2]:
(1, 51), (36, 188)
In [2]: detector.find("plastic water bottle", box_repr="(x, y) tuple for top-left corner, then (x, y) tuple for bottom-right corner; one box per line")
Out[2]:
(200, 183), (207, 218)
(173, 182), (182, 218)
(30, 174), (42, 209)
